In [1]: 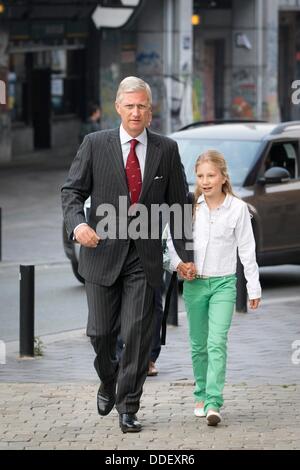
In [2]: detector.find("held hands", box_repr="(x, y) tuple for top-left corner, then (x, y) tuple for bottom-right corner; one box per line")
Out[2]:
(177, 262), (197, 281)
(74, 225), (101, 248)
(175, 265), (262, 309)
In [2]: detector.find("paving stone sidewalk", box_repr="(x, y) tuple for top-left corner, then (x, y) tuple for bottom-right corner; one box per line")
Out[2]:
(1, 299), (300, 450)
(0, 382), (299, 450)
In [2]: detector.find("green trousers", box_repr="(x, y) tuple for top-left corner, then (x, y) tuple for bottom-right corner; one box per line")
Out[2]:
(183, 275), (236, 413)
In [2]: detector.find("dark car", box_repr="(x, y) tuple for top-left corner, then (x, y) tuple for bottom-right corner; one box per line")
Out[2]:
(63, 120), (300, 284)
(171, 120), (300, 268)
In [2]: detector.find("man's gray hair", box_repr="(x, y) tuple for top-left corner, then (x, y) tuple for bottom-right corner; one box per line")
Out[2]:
(116, 76), (152, 104)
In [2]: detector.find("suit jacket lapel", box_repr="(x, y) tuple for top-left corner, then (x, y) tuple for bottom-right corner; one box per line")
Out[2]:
(107, 128), (129, 197)
(139, 130), (162, 203)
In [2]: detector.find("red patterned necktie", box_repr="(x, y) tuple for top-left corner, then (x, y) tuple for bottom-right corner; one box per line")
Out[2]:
(125, 139), (142, 204)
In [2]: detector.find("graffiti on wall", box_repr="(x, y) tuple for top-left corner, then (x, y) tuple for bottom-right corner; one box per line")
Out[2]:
(231, 69), (256, 119)
(192, 77), (202, 121)
(152, 73), (193, 131)
(0, 31), (8, 68)
(136, 37), (193, 131)
(136, 42), (164, 130)
(265, 24), (280, 121)
(101, 64), (121, 129)
(0, 31), (8, 107)
(136, 51), (161, 70)
(100, 35), (193, 132)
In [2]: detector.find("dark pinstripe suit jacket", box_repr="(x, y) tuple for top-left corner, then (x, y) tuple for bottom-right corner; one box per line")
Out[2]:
(61, 127), (192, 288)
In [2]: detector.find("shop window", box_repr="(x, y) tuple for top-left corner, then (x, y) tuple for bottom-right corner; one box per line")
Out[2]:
(51, 49), (83, 116)
(9, 48), (84, 123)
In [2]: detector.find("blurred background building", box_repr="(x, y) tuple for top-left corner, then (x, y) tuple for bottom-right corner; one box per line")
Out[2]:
(1, 0), (300, 163)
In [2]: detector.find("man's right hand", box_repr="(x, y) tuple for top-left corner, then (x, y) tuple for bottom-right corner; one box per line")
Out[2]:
(74, 225), (101, 248)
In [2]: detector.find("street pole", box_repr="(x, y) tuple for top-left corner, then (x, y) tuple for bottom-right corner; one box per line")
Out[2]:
(163, 0), (173, 135)
(256, 0), (264, 119)
(0, 207), (2, 262)
(165, 271), (178, 326)
(19, 265), (35, 357)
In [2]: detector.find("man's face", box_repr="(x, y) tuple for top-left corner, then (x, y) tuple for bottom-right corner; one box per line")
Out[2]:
(115, 91), (152, 137)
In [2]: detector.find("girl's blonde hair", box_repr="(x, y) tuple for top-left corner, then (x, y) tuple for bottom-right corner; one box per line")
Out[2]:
(193, 150), (235, 214)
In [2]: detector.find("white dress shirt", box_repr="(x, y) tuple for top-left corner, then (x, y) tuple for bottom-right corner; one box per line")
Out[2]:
(119, 124), (147, 178)
(167, 193), (262, 300)
(74, 125), (148, 237)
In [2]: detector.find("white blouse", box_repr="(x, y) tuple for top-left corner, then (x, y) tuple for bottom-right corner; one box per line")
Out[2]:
(167, 193), (262, 300)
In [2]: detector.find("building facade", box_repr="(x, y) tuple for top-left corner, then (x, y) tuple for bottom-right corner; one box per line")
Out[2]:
(192, 0), (300, 123)
(1, 0), (300, 163)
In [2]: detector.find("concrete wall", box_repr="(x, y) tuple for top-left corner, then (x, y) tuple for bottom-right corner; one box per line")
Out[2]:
(11, 118), (81, 158)
(192, 0), (281, 122)
(279, 0), (300, 8)
(136, 0), (193, 133)
(136, 0), (165, 131)
(12, 125), (33, 156)
(51, 117), (81, 150)
(99, 0), (194, 134)
(231, 0), (280, 121)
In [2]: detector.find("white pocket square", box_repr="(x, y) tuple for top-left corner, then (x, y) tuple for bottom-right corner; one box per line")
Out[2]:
(154, 176), (163, 180)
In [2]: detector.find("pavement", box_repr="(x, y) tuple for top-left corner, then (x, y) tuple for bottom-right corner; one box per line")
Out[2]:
(1, 297), (300, 450)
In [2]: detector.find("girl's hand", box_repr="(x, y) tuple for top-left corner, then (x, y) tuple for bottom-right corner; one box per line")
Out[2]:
(249, 298), (260, 310)
(177, 262), (196, 281)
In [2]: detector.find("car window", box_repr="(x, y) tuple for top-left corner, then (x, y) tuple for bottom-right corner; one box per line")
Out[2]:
(264, 141), (298, 179)
(174, 138), (261, 186)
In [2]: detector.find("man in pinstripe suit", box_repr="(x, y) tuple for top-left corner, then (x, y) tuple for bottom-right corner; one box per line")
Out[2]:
(61, 77), (194, 433)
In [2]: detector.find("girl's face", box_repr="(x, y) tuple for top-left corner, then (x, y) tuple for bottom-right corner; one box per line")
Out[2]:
(196, 161), (226, 199)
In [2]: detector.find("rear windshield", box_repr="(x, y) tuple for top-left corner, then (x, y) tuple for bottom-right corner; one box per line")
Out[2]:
(174, 138), (261, 186)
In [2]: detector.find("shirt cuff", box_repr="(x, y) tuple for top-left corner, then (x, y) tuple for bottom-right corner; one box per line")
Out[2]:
(247, 286), (262, 300)
(170, 253), (182, 272)
(73, 223), (88, 240)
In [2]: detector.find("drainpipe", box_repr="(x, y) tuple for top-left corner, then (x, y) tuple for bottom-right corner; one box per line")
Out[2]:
(256, 0), (264, 119)
(164, 0), (173, 134)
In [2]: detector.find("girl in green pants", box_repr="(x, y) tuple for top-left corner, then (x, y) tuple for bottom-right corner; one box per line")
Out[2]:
(167, 150), (261, 426)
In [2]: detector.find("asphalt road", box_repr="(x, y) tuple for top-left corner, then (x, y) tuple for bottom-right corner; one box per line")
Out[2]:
(0, 163), (300, 343)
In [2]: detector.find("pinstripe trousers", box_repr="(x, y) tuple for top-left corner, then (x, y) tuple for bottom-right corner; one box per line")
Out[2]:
(85, 241), (156, 414)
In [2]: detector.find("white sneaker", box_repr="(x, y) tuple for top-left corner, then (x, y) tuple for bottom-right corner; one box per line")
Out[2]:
(194, 406), (206, 417)
(206, 409), (222, 426)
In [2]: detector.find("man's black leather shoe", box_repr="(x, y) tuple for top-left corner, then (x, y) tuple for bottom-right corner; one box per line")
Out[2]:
(97, 383), (116, 416)
(119, 413), (142, 433)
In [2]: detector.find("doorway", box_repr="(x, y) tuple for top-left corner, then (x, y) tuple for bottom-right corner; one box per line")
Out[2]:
(203, 39), (225, 120)
(31, 68), (51, 149)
